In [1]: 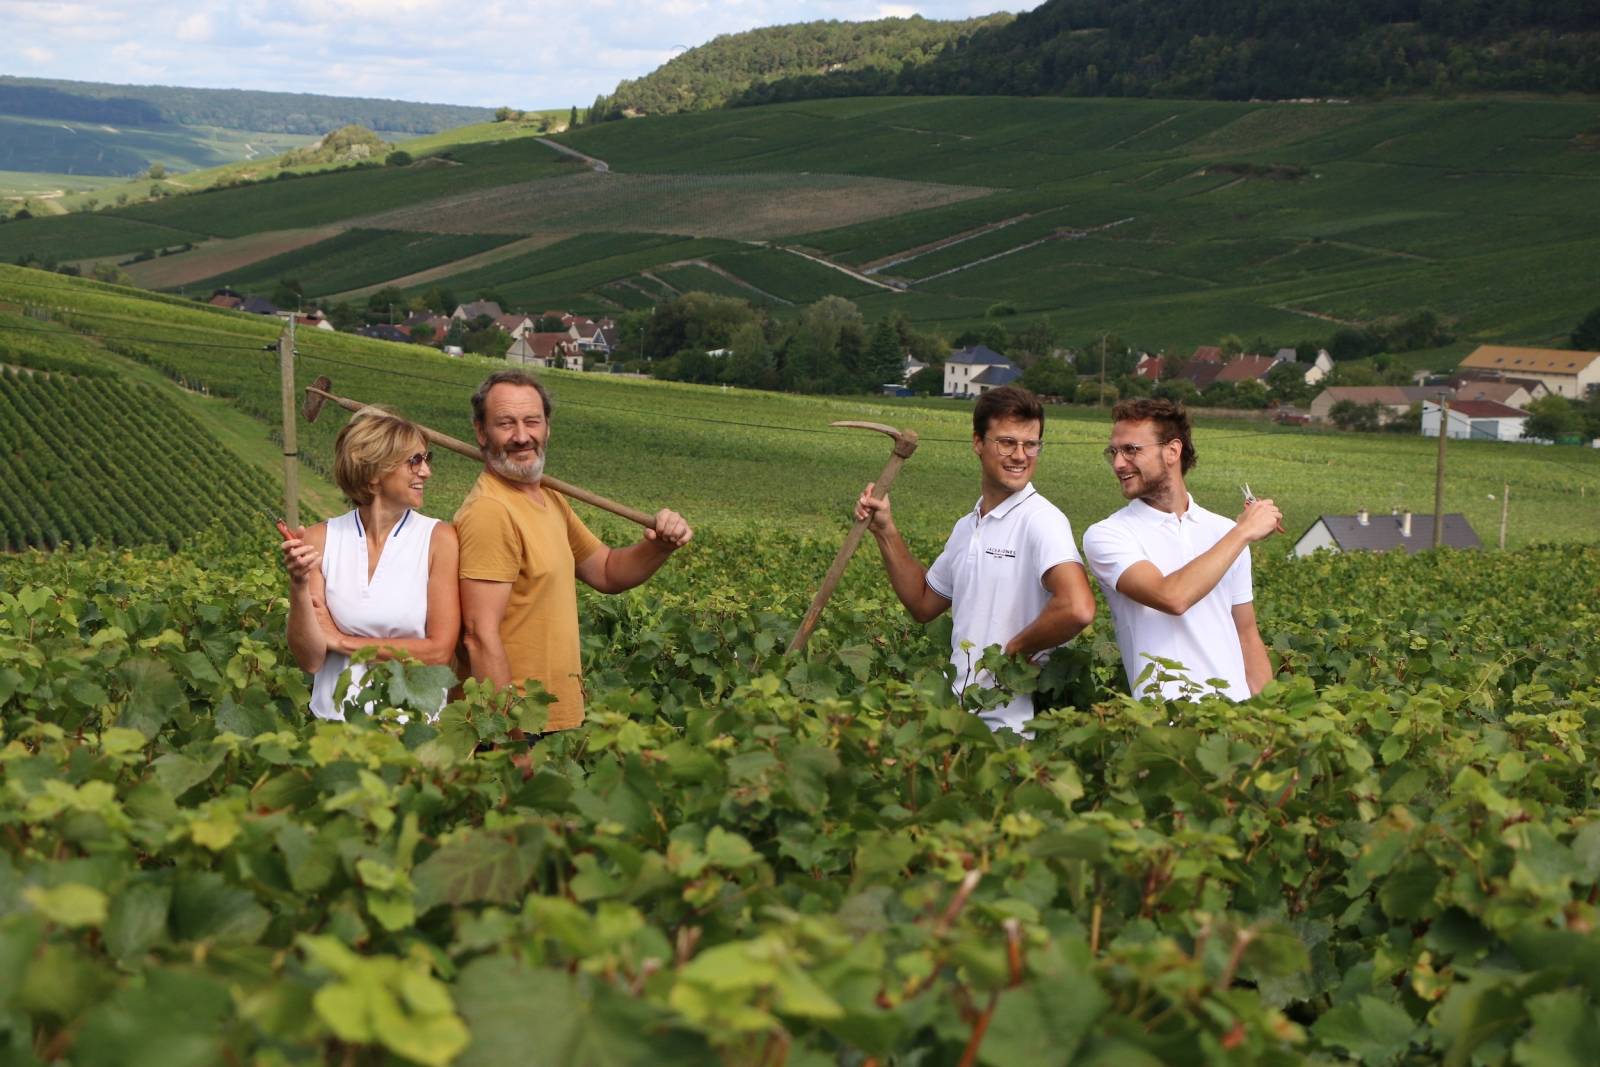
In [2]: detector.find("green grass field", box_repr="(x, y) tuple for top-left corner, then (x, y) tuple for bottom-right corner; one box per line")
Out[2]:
(2, 264), (1596, 555)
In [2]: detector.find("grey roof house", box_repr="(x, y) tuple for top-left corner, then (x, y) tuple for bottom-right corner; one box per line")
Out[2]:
(1293, 509), (1482, 557)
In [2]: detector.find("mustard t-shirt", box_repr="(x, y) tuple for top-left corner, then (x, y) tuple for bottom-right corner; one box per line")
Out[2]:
(454, 471), (602, 730)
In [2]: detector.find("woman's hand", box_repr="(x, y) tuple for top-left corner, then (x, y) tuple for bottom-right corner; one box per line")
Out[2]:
(281, 530), (321, 586)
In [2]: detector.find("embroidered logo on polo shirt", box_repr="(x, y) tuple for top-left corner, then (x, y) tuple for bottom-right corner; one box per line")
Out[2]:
(983, 548), (1017, 560)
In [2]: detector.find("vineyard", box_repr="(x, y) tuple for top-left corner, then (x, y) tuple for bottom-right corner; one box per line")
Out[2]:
(3, 519), (1600, 1063)
(0, 368), (280, 550)
(2, 263), (1600, 1061)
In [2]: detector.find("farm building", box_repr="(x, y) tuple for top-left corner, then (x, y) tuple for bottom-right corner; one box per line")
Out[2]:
(494, 314), (534, 340)
(1308, 385), (1447, 424)
(1456, 345), (1600, 399)
(1293, 509), (1481, 557)
(902, 353), (928, 383)
(1421, 399), (1528, 441)
(944, 345), (1016, 397)
(1135, 354), (1165, 380)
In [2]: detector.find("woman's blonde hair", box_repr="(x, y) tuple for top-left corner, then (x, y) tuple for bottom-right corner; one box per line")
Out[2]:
(332, 406), (426, 505)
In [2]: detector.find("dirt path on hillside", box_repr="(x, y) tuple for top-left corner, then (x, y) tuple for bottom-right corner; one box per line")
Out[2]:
(769, 245), (904, 292)
(910, 216), (1135, 284)
(859, 214), (1036, 274)
(326, 233), (570, 302)
(660, 259), (795, 305)
(536, 138), (609, 172)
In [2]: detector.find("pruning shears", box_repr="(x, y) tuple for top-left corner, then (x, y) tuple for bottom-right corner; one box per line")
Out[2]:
(1241, 484), (1287, 534)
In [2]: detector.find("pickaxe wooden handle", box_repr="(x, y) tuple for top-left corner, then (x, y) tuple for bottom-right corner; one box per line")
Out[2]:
(302, 378), (657, 530)
(788, 421), (919, 653)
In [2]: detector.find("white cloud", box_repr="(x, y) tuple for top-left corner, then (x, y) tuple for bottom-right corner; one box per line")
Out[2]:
(175, 12), (213, 42)
(21, 46), (55, 64)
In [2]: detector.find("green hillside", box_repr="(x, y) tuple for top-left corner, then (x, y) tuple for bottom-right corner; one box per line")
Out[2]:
(4, 95), (1599, 355)
(1, 264), (1596, 551)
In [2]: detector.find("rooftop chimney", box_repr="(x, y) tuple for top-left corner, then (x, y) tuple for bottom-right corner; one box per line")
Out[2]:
(1357, 508), (1369, 526)
(1401, 511), (1412, 538)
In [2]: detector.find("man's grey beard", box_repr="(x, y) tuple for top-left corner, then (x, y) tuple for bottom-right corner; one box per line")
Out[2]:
(487, 444), (545, 484)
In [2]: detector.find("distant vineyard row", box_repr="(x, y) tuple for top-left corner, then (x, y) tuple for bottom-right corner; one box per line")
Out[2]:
(0, 369), (279, 550)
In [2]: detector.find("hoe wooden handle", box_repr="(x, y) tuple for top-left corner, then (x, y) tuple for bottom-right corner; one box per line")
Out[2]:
(305, 385), (657, 530)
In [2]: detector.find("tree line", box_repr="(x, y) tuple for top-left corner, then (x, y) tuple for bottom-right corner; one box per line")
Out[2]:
(590, 0), (1599, 117)
(586, 15), (1012, 121)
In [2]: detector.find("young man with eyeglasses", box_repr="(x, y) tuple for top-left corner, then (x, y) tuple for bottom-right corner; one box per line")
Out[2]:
(855, 385), (1096, 734)
(454, 370), (693, 733)
(1082, 398), (1281, 702)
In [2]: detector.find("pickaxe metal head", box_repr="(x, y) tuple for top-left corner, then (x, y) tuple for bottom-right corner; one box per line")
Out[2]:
(831, 420), (919, 458)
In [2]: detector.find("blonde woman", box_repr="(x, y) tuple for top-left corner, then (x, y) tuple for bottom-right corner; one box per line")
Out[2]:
(280, 406), (460, 720)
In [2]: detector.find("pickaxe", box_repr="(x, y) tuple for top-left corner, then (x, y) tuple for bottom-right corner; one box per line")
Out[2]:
(302, 376), (657, 530)
(788, 420), (919, 653)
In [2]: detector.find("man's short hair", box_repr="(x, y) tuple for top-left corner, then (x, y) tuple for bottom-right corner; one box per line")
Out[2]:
(332, 405), (426, 506)
(1111, 397), (1197, 473)
(973, 385), (1045, 439)
(471, 370), (553, 425)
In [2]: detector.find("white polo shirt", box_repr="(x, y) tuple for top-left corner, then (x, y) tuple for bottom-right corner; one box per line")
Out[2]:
(1082, 495), (1252, 701)
(925, 483), (1082, 734)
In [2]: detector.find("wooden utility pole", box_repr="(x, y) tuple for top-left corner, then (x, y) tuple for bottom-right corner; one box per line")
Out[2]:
(1098, 333), (1107, 407)
(278, 321), (300, 529)
(1432, 394), (1448, 548)
(1498, 482), (1510, 550)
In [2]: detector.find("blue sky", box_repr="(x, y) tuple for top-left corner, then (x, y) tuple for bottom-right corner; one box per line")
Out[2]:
(6, 0), (1016, 110)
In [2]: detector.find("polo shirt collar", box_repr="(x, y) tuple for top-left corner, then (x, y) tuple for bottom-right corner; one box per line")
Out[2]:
(1128, 493), (1197, 527)
(973, 483), (1038, 522)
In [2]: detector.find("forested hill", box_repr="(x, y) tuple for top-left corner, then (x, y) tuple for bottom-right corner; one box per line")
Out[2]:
(594, 0), (1600, 115)
(587, 14), (1012, 119)
(0, 76), (491, 134)
(912, 0), (1600, 100)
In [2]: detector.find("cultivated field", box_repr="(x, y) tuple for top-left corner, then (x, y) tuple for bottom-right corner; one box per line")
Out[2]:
(5, 258), (1600, 1062)
(8, 96), (1598, 352)
(7, 263), (1600, 1062)
(113, 226), (347, 290)
(357, 170), (990, 241)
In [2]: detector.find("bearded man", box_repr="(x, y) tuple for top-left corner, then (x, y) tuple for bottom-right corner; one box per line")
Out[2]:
(1081, 398), (1280, 702)
(454, 370), (692, 731)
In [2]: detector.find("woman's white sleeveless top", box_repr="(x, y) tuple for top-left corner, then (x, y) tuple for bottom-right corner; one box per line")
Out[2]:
(310, 508), (442, 720)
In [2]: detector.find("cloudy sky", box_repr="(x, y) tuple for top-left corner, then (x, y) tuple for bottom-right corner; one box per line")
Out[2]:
(7, 0), (1018, 110)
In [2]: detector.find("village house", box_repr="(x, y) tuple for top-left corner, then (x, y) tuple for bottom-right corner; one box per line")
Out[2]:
(1308, 385), (1449, 424)
(451, 300), (503, 322)
(902, 353), (927, 384)
(494, 313), (535, 340)
(1213, 354), (1281, 385)
(506, 332), (581, 368)
(1446, 372), (1549, 410)
(943, 345), (1017, 398)
(294, 313), (336, 332)
(1293, 508), (1481, 557)
(1135, 354), (1165, 380)
(1422, 399), (1529, 441)
(1456, 345), (1600, 400)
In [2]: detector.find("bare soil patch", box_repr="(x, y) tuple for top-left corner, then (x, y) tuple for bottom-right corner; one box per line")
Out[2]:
(113, 227), (346, 289)
(353, 171), (991, 242)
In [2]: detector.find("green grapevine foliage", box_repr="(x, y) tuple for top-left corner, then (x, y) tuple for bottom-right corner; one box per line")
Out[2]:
(3, 532), (1600, 1065)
